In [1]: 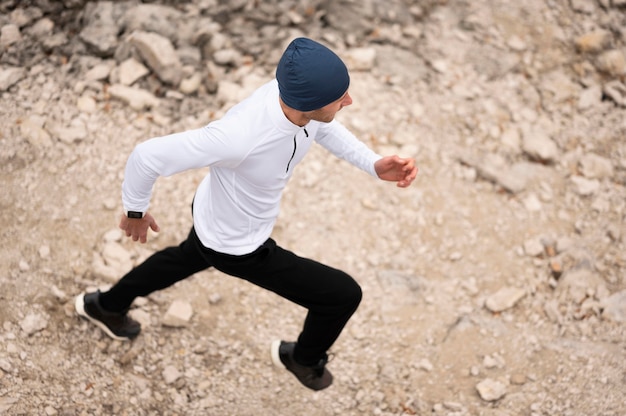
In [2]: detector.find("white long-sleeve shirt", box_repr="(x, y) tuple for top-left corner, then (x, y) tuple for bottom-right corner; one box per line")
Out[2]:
(122, 80), (382, 255)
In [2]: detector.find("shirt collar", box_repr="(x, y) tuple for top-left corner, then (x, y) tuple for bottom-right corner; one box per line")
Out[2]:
(267, 80), (303, 135)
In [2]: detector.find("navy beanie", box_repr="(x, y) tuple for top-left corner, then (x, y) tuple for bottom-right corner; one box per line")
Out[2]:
(276, 38), (350, 112)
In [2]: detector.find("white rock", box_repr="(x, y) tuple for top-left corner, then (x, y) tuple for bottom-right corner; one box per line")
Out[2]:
(130, 309), (151, 328)
(345, 47), (377, 71)
(449, 252), (463, 261)
(431, 59), (448, 73)
(591, 194), (611, 212)
(0, 358), (12, 373)
(570, 0), (595, 13)
(130, 31), (183, 85)
(601, 290), (626, 322)
(0, 66), (26, 91)
(103, 229), (123, 242)
(39, 245), (50, 258)
(162, 365), (181, 384)
(416, 358), (433, 372)
(48, 119), (88, 144)
(77, 94), (97, 113)
(570, 175), (600, 196)
(579, 153), (614, 179)
(577, 85), (602, 110)
(78, 2), (118, 56)
(101, 241), (133, 272)
(542, 71), (580, 103)
(122, 4), (183, 42)
(459, 153), (529, 193)
(29, 17), (54, 39)
(85, 63), (112, 81)
(180, 72), (203, 95)
(410, 102), (425, 119)
(523, 238), (544, 257)
(1, 24), (22, 46)
(403, 25), (422, 39)
(50, 285), (67, 302)
(108, 84), (160, 110)
(522, 129), (559, 163)
(42, 32), (68, 51)
(177, 46), (202, 66)
(452, 83), (475, 99)
(20, 116), (52, 148)
(485, 287), (526, 312)
(522, 193), (542, 212)
(606, 224), (622, 242)
(20, 312), (49, 336)
(10, 8), (41, 27)
(595, 49), (626, 76)
(543, 299), (561, 323)
(103, 198), (117, 211)
(208, 32), (229, 51)
(501, 127), (521, 149)
(216, 80), (245, 106)
(44, 406), (57, 416)
(208, 293), (222, 304)
(286, 10), (304, 24)
(483, 354), (505, 369)
(476, 378), (507, 401)
(118, 58), (149, 86)
(91, 256), (120, 282)
(213, 48), (243, 66)
(19, 260), (30, 271)
(162, 300), (193, 327)
(443, 401), (464, 412)
(574, 30), (612, 53)
(603, 80), (626, 107)
(507, 35), (527, 51)
(556, 236), (574, 253)
(558, 267), (603, 304)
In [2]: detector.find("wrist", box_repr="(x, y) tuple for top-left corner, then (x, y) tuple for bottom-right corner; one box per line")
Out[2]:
(126, 210), (145, 219)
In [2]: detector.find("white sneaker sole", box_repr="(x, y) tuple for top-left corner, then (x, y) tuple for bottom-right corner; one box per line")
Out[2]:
(74, 293), (130, 342)
(270, 340), (284, 368)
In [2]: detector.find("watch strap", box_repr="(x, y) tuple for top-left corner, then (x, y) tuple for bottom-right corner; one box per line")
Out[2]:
(126, 211), (144, 219)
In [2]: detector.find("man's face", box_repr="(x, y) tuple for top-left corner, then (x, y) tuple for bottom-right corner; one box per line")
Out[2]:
(305, 91), (353, 123)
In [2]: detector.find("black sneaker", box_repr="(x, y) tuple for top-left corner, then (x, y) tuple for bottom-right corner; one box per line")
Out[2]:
(270, 340), (333, 391)
(75, 291), (140, 341)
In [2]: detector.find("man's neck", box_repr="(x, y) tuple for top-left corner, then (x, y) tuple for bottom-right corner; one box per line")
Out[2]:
(279, 97), (309, 127)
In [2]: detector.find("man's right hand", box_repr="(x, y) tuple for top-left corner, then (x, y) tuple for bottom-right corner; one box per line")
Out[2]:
(119, 212), (160, 243)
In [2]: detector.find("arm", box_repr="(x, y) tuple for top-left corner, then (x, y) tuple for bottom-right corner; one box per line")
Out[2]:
(314, 120), (382, 177)
(316, 121), (418, 187)
(119, 125), (240, 243)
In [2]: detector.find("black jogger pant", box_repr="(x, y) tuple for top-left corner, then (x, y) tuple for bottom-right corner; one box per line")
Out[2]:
(99, 227), (362, 364)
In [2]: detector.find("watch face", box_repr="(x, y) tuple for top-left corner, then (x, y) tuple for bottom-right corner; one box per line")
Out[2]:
(127, 211), (143, 219)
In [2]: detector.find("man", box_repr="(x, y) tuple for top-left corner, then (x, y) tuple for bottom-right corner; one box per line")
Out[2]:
(75, 37), (417, 391)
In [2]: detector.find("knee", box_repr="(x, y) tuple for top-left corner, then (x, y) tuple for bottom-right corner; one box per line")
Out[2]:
(341, 274), (362, 309)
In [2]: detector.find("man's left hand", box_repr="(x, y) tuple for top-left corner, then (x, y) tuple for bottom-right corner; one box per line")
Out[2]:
(374, 155), (418, 188)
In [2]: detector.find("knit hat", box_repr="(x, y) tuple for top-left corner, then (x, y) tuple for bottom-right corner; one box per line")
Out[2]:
(276, 38), (350, 112)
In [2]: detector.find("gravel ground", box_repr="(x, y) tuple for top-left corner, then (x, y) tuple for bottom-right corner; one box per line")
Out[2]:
(0, 0), (625, 415)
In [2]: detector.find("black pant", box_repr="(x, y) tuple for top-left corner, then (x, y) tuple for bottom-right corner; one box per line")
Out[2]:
(99, 227), (362, 364)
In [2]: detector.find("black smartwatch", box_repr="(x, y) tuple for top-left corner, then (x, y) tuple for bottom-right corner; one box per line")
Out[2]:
(126, 211), (144, 219)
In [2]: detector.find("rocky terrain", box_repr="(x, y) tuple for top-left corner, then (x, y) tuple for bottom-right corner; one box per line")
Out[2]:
(1, 0), (625, 415)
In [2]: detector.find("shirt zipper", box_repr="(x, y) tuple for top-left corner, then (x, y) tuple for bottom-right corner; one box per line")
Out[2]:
(286, 127), (308, 173)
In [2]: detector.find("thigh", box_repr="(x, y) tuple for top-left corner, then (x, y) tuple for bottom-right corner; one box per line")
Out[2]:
(203, 239), (359, 308)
